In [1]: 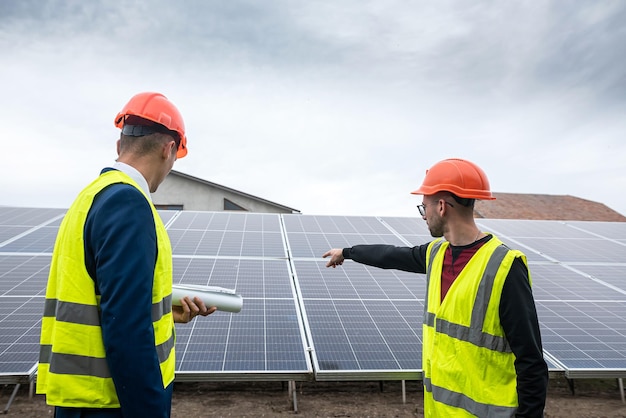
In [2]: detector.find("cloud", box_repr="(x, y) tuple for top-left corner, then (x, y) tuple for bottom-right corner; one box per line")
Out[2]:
(1, 0), (625, 217)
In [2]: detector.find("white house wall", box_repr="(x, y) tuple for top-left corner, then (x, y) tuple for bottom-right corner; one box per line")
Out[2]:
(151, 173), (292, 213)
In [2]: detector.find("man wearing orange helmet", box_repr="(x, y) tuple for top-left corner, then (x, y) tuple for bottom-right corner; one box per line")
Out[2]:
(323, 158), (548, 417)
(37, 92), (216, 417)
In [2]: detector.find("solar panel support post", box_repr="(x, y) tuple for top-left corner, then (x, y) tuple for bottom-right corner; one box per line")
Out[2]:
(565, 377), (575, 395)
(618, 378), (624, 404)
(288, 380), (298, 412)
(402, 380), (406, 404)
(3, 383), (20, 414)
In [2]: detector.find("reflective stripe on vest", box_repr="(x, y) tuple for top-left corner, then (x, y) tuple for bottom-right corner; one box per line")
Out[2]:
(40, 295), (175, 377)
(39, 335), (176, 379)
(424, 378), (516, 417)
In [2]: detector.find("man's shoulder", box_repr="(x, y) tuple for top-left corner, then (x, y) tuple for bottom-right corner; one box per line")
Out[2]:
(90, 182), (151, 220)
(97, 181), (144, 201)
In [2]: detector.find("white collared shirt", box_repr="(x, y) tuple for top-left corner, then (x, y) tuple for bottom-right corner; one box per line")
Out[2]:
(111, 162), (151, 202)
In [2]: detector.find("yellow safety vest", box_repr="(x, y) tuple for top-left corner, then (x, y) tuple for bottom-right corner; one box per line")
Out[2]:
(37, 170), (175, 408)
(422, 236), (529, 417)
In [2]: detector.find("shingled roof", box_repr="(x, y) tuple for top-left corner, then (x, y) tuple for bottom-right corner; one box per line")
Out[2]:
(474, 193), (626, 222)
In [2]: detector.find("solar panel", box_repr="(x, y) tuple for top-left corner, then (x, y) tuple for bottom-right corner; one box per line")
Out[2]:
(0, 207), (65, 228)
(1, 207), (626, 387)
(0, 227), (59, 253)
(169, 214), (311, 379)
(376, 217), (432, 248)
(156, 209), (180, 226)
(283, 214), (410, 258)
(537, 301), (626, 378)
(529, 264), (626, 301)
(567, 221), (626, 240)
(571, 265), (626, 293)
(168, 212), (287, 257)
(0, 296), (43, 382)
(175, 299), (309, 379)
(516, 238), (626, 263)
(288, 224), (425, 382)
(476, 219), (596, 239)
(285, 216), (626, 381)
(0, 255), (50, 297)
(303, 298), (422, 380)
(0, 227), (33, 246)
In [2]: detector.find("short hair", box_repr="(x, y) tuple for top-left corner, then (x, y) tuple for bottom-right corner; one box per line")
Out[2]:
(449, 193), (475, 208)
(119, 132), (174, 156)
(120, 115), (181, 151)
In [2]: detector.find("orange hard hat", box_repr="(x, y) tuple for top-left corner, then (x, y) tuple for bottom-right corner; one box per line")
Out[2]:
(411, 158), (495, 200)
(114, 92), (188, 158)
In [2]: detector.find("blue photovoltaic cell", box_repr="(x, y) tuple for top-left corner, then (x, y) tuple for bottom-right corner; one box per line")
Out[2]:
(283, 215), (394, 234)
(304, 299), (422, 377)
(293, 259), (424, 379)
(0, 207), (65, 228)
(568, 221), (626, 240)
(377, 216), (433, 247)
(529, 264), (626, 301)
(157, 209), (180, 226)
(537, 301), (626, 374)
(571, 265), (626, 294)
(0, 226), (60, 253)
(283, 215), (408, 259)
(516, 238), (626, 263)
(168, 212), (286, 257)
(0, 226), (33, 247)
(379, 216), (431, 236)
(175, 299), (309, 376)
(170, 211), (282, 232)
(0, 255), (50, 297)
(172, 256), (310, 377)
(293, 260), (424, 301)
(0, 296), (44, 380)
(477, 219), (596, 239)
(173, 258), (294, 299)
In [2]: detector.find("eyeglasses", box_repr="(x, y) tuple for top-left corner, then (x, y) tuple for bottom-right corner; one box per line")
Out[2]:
(417, 200), (454, 217)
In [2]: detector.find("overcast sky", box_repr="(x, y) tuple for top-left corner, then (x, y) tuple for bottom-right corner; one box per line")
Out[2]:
(1, 0), (625, 218)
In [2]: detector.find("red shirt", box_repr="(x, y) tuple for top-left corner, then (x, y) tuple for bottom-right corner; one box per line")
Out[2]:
(441, 238), (487, 302)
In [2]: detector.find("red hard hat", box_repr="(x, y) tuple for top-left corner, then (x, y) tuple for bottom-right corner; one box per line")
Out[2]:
(411, 158), (495, 200)
(114, 92), (188, 158)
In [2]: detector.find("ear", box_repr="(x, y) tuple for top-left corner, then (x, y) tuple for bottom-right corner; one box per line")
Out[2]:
(116, 139), (122, 156)
(162, 140), (176, 159)
(438, 199), (449, 215)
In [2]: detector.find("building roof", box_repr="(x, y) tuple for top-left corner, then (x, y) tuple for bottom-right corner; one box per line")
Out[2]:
(168, 170), (300, 213)
(474, 192), (626, 222)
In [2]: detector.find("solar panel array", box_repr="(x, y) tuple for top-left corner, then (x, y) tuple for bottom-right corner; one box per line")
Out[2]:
(1, 206), (625, 385)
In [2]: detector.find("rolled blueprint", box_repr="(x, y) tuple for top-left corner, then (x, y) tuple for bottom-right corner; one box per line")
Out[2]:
(172, 284), (243, 313)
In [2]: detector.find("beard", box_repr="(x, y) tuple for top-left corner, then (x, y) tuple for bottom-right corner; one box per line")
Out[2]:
(427, 213), (445, 238)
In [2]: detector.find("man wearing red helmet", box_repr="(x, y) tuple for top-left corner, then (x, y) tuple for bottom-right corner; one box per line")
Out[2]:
(37, 92), (216, 417)
(324, 158), (548, 417)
